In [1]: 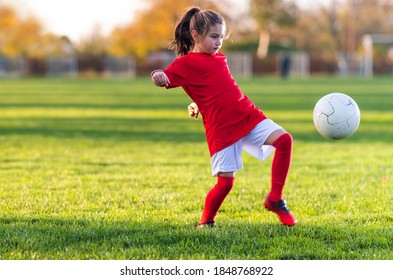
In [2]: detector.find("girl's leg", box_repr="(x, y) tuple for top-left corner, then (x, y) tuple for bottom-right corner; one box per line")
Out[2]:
(264, 129), (297, 226)
(198, 171), (235, 226)
(264, 129), (293, 202)
(200, 140), (242, 227)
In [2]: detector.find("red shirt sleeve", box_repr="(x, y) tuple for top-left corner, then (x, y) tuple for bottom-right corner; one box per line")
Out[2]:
(163, 56), (188, 88)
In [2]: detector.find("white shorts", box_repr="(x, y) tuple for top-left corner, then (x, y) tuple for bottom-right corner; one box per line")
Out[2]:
(211, 119), (283, 176)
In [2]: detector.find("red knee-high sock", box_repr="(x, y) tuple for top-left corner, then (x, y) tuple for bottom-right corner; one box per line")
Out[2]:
(269, 133), (293, 202)
(199, 176), (235, 224)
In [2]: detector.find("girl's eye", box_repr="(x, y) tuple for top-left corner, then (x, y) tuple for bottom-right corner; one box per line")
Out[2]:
(210, 33), (224, 39)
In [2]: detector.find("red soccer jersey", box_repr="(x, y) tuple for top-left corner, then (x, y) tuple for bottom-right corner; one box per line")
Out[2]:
(163, 52), (266, 156)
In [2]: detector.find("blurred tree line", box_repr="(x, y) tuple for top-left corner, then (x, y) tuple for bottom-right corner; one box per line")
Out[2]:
(1, 0), (393, 75)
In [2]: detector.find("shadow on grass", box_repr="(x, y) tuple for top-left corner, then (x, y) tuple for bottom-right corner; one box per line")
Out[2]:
(1, 217), (392, 260)
(0, 102), (190, 111)
(0, 117), (205, 143)
(1, 116), (391, 143)
(2, 92), (393, 112)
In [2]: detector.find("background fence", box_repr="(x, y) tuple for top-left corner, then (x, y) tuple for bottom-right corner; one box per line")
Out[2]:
(0, 56), (26, 77)
(1, 51), (392, 78)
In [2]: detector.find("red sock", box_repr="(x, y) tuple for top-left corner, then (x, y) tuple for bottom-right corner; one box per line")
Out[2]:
(269, 133), (293, 202)
(199, 176), (235, 224)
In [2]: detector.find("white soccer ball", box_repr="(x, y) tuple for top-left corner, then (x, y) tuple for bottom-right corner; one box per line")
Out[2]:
(313, 92), (360, 140)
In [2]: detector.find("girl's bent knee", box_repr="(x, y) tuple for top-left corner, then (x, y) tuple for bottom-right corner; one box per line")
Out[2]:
(216, 175), (235, 193)
(272, 133), (293, 151)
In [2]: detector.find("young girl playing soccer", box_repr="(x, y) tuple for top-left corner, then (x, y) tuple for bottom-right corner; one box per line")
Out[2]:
(151, 7), (297, 227)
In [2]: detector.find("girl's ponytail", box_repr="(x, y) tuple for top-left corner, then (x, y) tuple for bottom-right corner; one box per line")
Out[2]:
(170, 7), (201, 56)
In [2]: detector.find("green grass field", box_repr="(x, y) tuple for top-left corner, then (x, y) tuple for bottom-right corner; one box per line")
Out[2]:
(0, 76), (392, 260)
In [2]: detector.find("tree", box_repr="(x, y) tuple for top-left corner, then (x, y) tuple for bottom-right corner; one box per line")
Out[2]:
(249, 0), (298, 58)
(77, 25), (108, 56)
(76, 26), (109, 73)
(108, 0), (231, 58)
(0, 5), (43, 57)
(296, 0), (393, 58)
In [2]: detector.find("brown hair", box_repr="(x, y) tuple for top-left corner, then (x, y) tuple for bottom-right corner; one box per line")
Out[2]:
(169, 7), (225, 56)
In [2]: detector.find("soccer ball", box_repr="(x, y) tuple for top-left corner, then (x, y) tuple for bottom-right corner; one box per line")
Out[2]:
(313, 92), (360, 140)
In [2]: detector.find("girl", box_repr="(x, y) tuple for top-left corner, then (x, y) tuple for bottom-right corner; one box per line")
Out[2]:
(151, 7), (297, 227)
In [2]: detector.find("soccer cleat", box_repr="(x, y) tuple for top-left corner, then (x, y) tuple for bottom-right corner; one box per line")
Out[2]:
(264, 196), (297, 226)
(197, 221), (216, 229)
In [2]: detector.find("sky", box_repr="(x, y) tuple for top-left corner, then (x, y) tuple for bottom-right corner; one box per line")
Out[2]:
(2, 0), (334, 42)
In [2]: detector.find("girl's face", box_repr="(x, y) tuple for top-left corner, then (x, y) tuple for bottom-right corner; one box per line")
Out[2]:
(192, 23), (226, 55)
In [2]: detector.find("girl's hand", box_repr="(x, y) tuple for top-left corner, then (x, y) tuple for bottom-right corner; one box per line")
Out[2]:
(188, 102), (200, 120)
(152, 70), (170, 87)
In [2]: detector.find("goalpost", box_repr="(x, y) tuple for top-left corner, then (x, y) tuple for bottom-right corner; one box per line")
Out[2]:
(362, 34), (393, 77)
